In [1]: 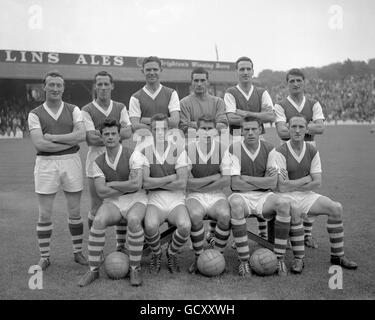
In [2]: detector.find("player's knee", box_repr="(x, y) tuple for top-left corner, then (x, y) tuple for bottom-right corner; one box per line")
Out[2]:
(217, 208), (231, 227)
(176, 219), (191, 237)
(68, 208), (81, 220)
(93, 215), (106, 229)
(127, 216), (142, 232)
(229, 196), (244, 219)
(144, 218), (159, 236)
(275, 198), (291, 218)
(38, 208), (52, 223)
(330, 202), (343, 220)
(38, 213), (52, 224)
(189, 210), (204, 226)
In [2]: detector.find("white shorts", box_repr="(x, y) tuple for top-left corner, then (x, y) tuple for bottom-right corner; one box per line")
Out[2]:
(104, 191), (148, 218)
(85, 146), (106, 178)
(280, 191), (322, 215)
(147, 190), (185, 216)
(228, 191), (274, 220)
(186, 191), (227, 214)
(34, 153), (83, 194)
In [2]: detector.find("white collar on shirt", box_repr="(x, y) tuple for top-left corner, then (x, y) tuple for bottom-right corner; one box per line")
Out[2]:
(43, 102), (64, 121)
(287, 140), (306, 163)
(153, 140), (171, 164)
(195, 139), (216, 163)
(236, 84), (254, 101)
(143, 84), (163, 100)
(287, 95), (306, 113)
(105, 144), (123, 171)
(242, 140), (261, 161)
(92, 100), (113, 117)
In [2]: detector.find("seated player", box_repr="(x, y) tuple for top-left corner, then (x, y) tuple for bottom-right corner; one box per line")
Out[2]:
(228, 116), (306, 276)
(78, 119), (148, 287)
(268, 115), (357, 270)
(142, 113), (191, 273)
(185, 115), (231, 273)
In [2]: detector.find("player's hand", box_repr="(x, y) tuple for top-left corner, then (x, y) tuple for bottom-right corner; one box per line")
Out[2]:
(278, 168), (289, 180)
(265, 167), (278, 177)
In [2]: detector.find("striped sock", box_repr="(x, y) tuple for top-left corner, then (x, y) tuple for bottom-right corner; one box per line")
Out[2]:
(290, 222), (305, 259)
(208, 220), (216, 234)
(115, 220), (127, 250)
(231, 218), (249, 262)
(145, 231), (161, 255)
(68, 217), (84, 253)
(273, 215), (291, 259)
(87, 211), (95, 231)
(303, 216), (315, 237)
(327, 219), (344, 257)
(214, 224), (230, 253)
(257, 217), (268, 238)
(168, 229), (189, 255)
(37, 222), (53, 259)
(88, 227), (105, 271)
(191, 223), (205, 256)
(127, 229), (144, 269)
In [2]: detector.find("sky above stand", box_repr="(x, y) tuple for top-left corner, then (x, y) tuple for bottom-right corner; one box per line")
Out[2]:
(1, 0), (374, 75)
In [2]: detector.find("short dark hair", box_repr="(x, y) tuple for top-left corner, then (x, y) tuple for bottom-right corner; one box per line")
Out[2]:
(288, 115), (308, 126)
(197, 115), (215, 128)
(241, 116), (262, 127)
(235, 56), (253, 69)
(150, 113), (168, 124)
(94, 71), (114, 83)
(43, 71), (64, 85)
(286, 68), (305, 82)
(99, 118), (121, 134)
(142, 56), (162, 69)
(191, 67), (209, 81)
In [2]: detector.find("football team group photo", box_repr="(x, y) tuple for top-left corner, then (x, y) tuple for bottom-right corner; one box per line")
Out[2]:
(1, 0), (375, 301)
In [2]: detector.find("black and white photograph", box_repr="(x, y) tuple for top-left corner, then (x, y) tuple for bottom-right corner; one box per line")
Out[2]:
(0, 0), (374, 304)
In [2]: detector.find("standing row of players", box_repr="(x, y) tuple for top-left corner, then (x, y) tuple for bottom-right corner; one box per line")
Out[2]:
(27, 55), (357, 288)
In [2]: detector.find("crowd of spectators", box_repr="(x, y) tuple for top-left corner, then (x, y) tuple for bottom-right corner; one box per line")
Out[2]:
(1, 75), (374, 138)
(0, 97), (37, 138)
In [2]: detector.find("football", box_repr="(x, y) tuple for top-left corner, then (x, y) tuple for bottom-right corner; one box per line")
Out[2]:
(104, 252), (129, 279)
(249, 248), (278, 276)
(197, 249), (226, 277)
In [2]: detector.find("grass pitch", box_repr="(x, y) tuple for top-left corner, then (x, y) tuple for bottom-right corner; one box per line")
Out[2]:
(1, 126), (375, 300)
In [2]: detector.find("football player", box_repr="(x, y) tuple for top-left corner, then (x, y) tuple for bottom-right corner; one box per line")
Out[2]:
(129, 56), (180, 132)
(142, 113), (191, 273)
(268, 115), (357, 271)
(185, 115), (231, 273)
(28, 71), (87, 270)
(78, 118), (147, 287)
